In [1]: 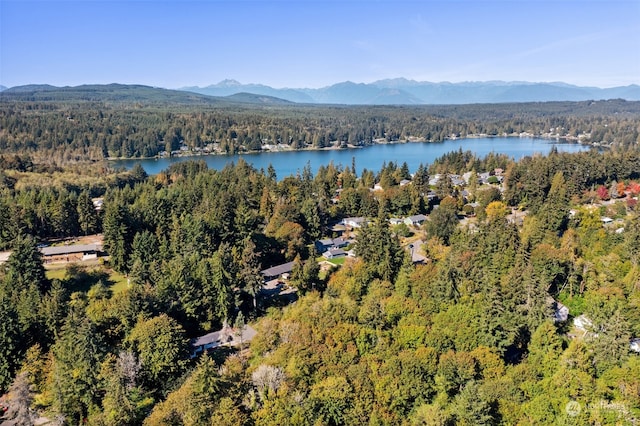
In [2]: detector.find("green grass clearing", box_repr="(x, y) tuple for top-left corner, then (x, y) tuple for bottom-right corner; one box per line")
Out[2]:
(45, 263), (130, 295)
(317, 256), (346, 266)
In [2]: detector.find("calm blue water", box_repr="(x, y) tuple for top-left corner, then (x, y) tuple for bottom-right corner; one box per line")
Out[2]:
(112, 137), (591, 178)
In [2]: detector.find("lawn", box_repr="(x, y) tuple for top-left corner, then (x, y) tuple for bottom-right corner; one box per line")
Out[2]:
(317, 256), (347, 266)
(326, 257), (347, 266)
(45, 263), (129, 294)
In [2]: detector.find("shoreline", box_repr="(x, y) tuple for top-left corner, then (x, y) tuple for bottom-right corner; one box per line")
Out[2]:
(107, 134), (594, 162)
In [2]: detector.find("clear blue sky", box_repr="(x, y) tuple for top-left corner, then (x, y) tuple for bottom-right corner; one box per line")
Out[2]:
(1, 0), (638, 89)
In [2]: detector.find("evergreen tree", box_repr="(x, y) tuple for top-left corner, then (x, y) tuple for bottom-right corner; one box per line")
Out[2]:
(77, 190), (98, 236)
(238, 238), (263, 311)
(538, 171), (569, 236)
(425, 204), (459, 245)
(0, 293), (21, 392)
(3, 233), (47, 293)
(102, 200), (132, 273)
(356, 220), (405, 282)
(126, 314), (188, 395)
(51, 310), (103, 423)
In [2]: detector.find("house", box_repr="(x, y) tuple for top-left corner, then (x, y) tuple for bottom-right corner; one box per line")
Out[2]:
(341, 217), (367, 228)
(190, 323), (257, 358)
(478, 172), (491, 184)
(41, 244), (102, 263)
(373, 183), (384, 191)
(330, 223), (347, 235)
(314, 237), (350, 253)
(261, 261), (295, 281)
(631, 338), (640, 353)
(323, 248), (347, 259)
(399, 179), (411, 186)
(450, 175), (465, 186)
(404, 214), (427, 226)
(389, 217), (404, 226)
(333, 237), (351, 248)
(314, 238), (335, 253)
(429, 174), (442, 186)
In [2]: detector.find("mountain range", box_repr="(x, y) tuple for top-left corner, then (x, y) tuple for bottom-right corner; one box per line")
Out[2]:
(182, 78), (640, 105)
(2, 80), (639, 106)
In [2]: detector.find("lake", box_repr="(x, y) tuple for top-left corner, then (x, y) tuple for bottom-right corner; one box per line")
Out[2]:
(111, 137), (592, 178)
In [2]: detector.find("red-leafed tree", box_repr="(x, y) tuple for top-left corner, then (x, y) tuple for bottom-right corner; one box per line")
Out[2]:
(596, 185), (610, 201)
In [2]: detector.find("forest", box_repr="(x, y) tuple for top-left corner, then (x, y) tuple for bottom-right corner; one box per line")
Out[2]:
(1, 86), (640, 163)
(1, 134), (640, 424)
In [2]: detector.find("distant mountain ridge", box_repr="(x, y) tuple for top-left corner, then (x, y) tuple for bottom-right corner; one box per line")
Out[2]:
(3, 80), (639, 106)
(183, 78), (640, 105)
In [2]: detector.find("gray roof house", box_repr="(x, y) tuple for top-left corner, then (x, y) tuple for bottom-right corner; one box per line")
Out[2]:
(404, 214), (427, 226)
(323, 248), (347, 259)
(261, 261), (295, 280)
(190, 324), (257, 358)
(314, 237), (350, 253)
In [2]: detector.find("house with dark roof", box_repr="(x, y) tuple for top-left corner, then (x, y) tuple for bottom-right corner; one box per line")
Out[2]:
(41, 244), (102, 263)
(314, 237), (350, 253)
(260, 261), (295, 281)
(315, 238), (335, 253)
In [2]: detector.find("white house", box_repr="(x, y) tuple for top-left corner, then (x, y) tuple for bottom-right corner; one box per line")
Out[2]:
(389, 217), (404, 225)
(341, 217), (367, 228)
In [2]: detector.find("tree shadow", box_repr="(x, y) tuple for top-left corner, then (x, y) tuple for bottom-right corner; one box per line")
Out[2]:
(62, 263), (111, 293)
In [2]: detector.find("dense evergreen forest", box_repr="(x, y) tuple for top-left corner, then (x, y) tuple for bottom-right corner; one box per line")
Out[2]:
(1, 87), (640, 163)
(1, 87), (640, 424)
(1, 139), (640, 424)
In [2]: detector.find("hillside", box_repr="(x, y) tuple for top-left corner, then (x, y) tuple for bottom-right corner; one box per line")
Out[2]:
(1, 84), (639, 163)
(0, 83), (231, 105)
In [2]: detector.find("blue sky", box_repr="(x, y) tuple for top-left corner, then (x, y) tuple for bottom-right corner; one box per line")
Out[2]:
(1, 0), (638, 89)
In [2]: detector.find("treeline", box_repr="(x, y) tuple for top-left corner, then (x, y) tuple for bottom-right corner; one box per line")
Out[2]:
(1, 146), (640, 424)
(0, 160), (149, 249)
(1, 98), (639, 162)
